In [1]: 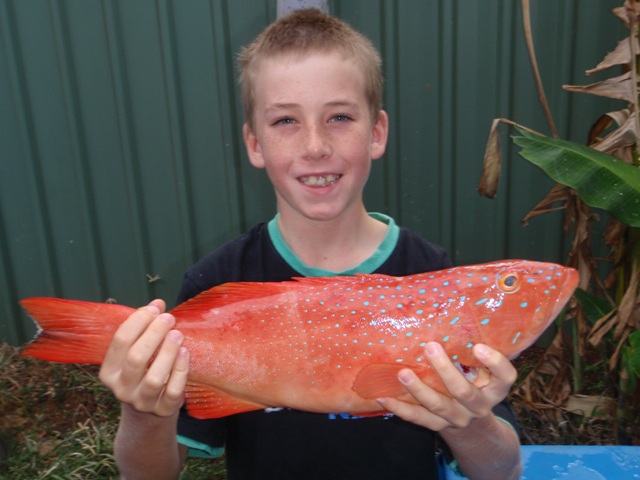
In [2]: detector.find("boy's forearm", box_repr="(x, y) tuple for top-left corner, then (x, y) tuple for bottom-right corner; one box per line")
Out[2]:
(114, 404), (184, 480)
(439, 413), (522, 480)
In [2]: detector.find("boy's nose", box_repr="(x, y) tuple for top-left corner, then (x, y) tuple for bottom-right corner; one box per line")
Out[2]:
(302, 124), (332, 160)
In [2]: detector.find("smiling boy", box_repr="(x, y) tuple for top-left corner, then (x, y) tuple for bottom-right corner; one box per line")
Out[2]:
(101, 9), (522, 479)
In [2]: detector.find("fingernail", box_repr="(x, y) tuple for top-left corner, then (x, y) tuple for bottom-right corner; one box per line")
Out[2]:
(168, 330), (183, 342)
(159, 313), (175, 325)
(475, 344), (489, 359)
(425, 342), (439, 357)
(376, 398), (387, 407)
(398, 370), (413, 385)
(147, 305), (160, 315)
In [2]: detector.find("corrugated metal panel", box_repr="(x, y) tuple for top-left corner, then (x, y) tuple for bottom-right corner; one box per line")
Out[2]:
(0, 0), (623, 344)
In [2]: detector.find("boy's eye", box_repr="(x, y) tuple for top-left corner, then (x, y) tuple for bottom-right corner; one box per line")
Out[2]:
(273, 117), (296, 126)
(330, 114), (352, 123)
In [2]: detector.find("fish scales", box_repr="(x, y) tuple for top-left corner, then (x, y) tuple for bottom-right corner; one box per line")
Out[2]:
(20, 260), (579, 419)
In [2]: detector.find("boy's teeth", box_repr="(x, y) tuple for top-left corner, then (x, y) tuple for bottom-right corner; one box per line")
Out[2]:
(300, 174), (340, 186)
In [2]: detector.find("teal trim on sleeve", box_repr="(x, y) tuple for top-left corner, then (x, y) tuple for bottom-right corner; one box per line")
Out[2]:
(177, 434), (224, 459)
(495, 414), (518, 433)
(267, 212), (399, 277)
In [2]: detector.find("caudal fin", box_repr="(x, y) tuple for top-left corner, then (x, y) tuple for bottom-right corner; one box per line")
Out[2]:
(20, 297), (135, 364)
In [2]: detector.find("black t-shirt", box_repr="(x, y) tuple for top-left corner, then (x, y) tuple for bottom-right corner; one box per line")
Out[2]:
(175, 219), (518, 480)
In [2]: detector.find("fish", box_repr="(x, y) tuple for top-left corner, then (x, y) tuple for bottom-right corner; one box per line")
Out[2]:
(20, 260), (578, 419)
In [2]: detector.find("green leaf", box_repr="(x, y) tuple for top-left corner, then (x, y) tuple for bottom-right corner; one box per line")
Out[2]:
(512, 128), (640, 227)
(573, 288), (615, 325)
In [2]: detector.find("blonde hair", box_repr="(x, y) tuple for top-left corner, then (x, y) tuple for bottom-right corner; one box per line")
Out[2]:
(238, 9), (383, 131)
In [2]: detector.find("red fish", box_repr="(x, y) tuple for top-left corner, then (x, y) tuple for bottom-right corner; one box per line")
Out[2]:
(21, 260), (578, 419)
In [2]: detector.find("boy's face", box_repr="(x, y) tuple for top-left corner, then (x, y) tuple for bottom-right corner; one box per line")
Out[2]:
(243, 52), (388, 224)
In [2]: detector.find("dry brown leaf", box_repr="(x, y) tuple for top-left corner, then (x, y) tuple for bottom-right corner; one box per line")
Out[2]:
(565, 394), (616, 417)
(588, 109), (630, 146)
(588, 309), (619, 346)
(589, 267), (640, 362)
(604, 219), (629, 259)
(586, 36), (639, 75)
(521, 184), (571, 226)
(591, 111), (639, 155)
(610, 328), (633, 370)
(612, 267), (640, 339)
(613, 0), (640, 27)
(478, 118), (502, 198)
(563, 72), (634, 103)
(545, 363), (572, 406)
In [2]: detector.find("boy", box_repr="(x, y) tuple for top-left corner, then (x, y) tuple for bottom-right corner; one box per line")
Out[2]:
(100, 9), (522, 479)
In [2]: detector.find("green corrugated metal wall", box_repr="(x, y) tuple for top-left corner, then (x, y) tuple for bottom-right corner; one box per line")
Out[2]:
(0, 0), (623, 344)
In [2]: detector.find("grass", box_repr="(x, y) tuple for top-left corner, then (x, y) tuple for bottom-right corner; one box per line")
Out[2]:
(0, 342), (226, 479)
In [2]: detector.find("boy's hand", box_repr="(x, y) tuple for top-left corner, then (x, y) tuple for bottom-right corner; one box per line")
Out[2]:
(99, 299), (190, 417)
(377, 341), (517, 431)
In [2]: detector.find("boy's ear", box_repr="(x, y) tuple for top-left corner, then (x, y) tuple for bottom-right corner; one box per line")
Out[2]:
(371, 110), (389, 160)
(243, 123), (265, 168)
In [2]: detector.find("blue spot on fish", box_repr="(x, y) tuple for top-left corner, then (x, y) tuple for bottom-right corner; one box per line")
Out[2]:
(481, 318), (490, 325)
(443, 336), (450, 342)
(476, 298), (488, 305)
(512, 332), (521, 344)
(450, 316), (459, 325)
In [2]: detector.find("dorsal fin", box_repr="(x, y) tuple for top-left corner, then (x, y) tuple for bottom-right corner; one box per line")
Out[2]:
(290, 274), (395, 286)
(169, 281), (299, 320)
(169, 274), (397, 322)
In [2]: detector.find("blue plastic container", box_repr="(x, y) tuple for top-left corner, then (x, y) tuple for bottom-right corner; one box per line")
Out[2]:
(440, 445), (640, 479)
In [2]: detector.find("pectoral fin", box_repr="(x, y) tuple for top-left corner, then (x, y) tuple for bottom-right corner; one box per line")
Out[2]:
(352, 364), (428, 399)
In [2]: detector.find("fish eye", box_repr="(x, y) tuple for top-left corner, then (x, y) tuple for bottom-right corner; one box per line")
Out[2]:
(497, 273), (520, 293)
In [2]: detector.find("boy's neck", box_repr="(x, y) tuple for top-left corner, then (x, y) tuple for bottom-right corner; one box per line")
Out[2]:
(275, 208), (388, 272)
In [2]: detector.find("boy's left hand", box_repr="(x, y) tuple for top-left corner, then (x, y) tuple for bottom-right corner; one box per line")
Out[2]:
(377, 341), (517, 431)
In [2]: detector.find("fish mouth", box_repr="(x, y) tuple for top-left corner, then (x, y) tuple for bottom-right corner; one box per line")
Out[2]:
(298, 174), (342, 187)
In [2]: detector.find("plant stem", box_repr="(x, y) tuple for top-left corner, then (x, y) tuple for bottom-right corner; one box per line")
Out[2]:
(572, 317), (583, 393)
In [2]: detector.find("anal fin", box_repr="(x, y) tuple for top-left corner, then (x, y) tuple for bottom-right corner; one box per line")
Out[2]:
(185, 382), (267, 419)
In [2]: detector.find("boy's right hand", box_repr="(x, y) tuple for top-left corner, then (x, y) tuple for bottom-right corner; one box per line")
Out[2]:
(99, 299), (190, 417)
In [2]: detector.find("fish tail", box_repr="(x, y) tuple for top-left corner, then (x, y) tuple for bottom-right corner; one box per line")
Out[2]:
(20, 297), (135, 364)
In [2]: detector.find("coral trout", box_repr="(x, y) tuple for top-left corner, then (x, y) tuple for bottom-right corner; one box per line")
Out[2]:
(20, 260), (578, 419)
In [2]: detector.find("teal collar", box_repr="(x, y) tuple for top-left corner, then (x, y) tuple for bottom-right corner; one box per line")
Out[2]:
(267, 213), (399, 277)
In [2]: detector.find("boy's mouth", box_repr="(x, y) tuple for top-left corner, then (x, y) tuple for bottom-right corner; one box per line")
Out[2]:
(298, 174), (341, 187)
